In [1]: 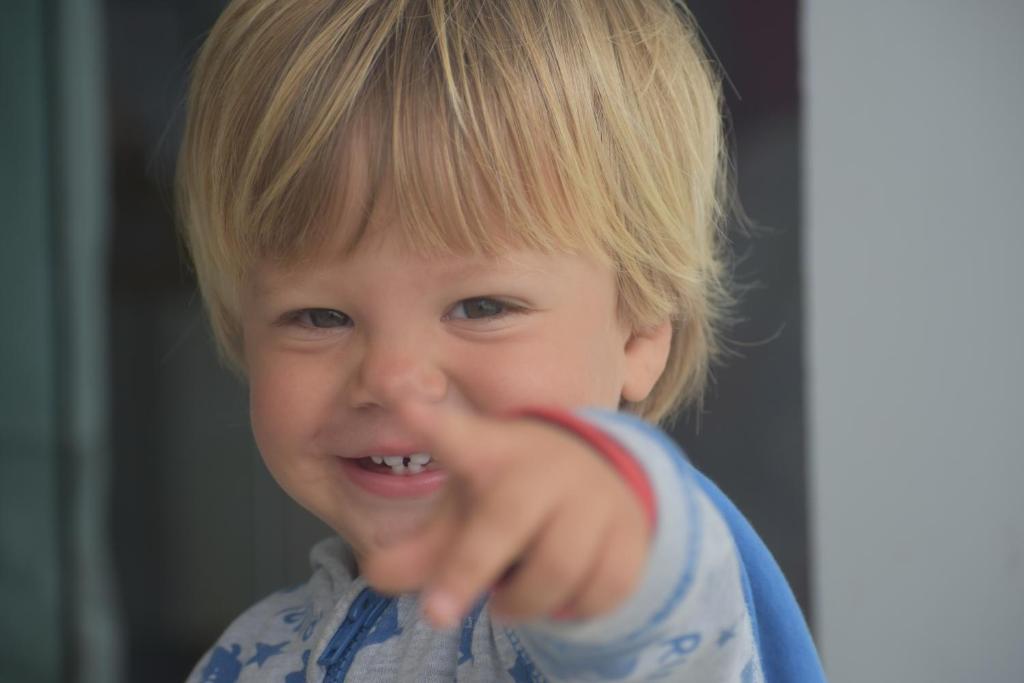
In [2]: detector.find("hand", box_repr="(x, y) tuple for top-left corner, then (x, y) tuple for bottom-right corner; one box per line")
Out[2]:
(359, 400), (651, 628)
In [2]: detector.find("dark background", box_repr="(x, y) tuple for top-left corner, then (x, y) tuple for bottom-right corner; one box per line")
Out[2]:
(105, 1), (804, 679)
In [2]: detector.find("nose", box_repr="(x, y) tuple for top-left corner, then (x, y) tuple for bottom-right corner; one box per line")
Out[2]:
(347, 333), (448, 409)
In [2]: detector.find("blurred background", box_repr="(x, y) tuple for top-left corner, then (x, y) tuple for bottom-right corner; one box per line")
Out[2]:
(0, 0), (1020, 682)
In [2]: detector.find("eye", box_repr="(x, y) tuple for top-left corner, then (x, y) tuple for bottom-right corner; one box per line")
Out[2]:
(292, 308), (351, 328)
(448, 297), (514, 320)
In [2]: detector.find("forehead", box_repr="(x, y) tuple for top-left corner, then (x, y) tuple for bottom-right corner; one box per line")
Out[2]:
(280, 109), (610, 272)
(246, 227), (611, 310)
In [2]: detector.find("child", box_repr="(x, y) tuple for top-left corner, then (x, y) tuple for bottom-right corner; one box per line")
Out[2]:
(178, 0), (824, 681)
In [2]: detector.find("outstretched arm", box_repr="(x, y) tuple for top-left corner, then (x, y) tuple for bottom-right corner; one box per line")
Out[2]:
(360, 401), (769, 681)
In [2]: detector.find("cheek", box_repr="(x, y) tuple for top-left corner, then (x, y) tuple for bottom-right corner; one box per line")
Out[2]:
(248, 376), (294, 464)
(452, 334), (624, 412)
(247, 356), (334, 458)
(535, 312), (627, 406)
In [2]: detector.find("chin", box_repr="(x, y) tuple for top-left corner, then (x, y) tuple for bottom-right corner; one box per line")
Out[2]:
(331, 507), (432, 552)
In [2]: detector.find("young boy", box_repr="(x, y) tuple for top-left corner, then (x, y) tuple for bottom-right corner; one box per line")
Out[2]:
(178, 0), (824, 681)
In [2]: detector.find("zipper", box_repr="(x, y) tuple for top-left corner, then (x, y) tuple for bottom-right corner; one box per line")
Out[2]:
(317, 587), (394, 682)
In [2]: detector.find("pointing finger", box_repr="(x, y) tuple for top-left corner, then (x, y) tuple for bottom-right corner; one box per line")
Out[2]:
(421, 480), (552, 628)
(393, 399), (489, 477)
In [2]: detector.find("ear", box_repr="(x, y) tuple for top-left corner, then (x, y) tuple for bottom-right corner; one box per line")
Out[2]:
(621, 320), (673, 403)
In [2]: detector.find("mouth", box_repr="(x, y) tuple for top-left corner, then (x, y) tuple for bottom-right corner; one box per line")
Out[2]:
(355, 452), (438, 476)
(339, 452), (447, 498)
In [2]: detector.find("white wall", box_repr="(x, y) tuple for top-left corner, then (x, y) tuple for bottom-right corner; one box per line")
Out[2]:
(803, 2), (1024, 681)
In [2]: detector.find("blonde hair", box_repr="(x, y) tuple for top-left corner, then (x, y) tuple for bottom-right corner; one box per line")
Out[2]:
(177, 0), (732, 423)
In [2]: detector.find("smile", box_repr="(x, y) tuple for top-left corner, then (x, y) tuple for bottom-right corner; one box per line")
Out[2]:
(339, 454), (447, 499)
(363, 453), (434, 475)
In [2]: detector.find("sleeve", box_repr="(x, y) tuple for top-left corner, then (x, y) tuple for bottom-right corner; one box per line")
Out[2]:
(502, 408), (825, 683)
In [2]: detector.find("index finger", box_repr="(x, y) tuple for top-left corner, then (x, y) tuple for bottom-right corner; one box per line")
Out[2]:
(393, 399), (486, 477)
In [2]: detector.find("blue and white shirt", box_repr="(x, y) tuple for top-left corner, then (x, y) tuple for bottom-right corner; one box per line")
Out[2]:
(187, 410), (826, 682)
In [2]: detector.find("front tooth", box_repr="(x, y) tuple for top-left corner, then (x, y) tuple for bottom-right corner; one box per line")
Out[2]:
(406, 463), (423, 474)
(409, 453), (432, 466)
(382, 455), (405, 467)
(370, 456), (384, 465)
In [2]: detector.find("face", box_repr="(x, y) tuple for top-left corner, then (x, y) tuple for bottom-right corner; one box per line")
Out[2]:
(240, 223), (669, 564)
